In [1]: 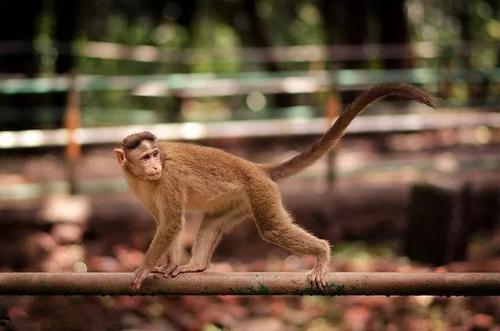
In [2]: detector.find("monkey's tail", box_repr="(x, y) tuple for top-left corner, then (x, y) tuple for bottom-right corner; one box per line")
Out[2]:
(267, 82), (438, 180)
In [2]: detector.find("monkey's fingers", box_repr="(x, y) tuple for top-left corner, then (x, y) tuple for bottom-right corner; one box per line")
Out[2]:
(131, 266), (152, 290)
(170, 263), (206, 277)
(306, 272), (317, 289)
(132, 274), (146, 290)
(165, 265), (178, 278)
(316, 273), (327, 290)
(151, 264), (171, 273)
(307, 267), (327, 290)
(131, 275), (144, 291)
(153, 264), (178, 278)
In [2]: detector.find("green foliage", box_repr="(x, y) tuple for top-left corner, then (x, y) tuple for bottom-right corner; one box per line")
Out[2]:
(34, 0), (56, 74)
(407, 0), (499, 103)
(263, 1), (324, 46)
(153, 23), (190, 48)
(18, 0), (500, 129)
(189, 18), (241, 73)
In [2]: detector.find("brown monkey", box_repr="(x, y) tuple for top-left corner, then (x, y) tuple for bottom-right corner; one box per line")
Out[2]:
(114, 82), (437, 290)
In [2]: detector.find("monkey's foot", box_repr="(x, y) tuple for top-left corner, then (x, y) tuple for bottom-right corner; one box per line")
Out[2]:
(152, 263), (178, 278)
(307, 264), (328, 289)
(131, 264), (154, 291)
(170, 262), (207, 277)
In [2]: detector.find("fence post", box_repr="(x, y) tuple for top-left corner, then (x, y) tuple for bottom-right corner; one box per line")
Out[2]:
(64, 73), (81, 195)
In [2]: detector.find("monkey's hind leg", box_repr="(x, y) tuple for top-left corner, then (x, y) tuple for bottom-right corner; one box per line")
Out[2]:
(171, 203), (250, 277)
(247, 180), (331, 288)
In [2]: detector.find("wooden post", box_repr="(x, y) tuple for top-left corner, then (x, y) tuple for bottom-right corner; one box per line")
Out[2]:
(64, 74), (81, 195)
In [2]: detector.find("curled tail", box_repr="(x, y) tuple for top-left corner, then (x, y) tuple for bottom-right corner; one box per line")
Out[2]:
(268, 82), (438, 180)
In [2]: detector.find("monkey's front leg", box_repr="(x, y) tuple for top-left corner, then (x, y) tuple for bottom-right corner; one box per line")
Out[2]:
(152, 234), (182, 277)
(132, 214), (183, 290)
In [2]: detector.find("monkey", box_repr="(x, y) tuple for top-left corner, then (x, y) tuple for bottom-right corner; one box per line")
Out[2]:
(113, 82), (437, 290)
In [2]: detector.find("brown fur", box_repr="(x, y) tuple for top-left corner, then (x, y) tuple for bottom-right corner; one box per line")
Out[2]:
(114, 82), (437, 290)
(268, 82), (438, 179)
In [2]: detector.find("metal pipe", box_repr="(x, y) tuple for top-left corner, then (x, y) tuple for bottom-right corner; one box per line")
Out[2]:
(0, 272), (498, 296)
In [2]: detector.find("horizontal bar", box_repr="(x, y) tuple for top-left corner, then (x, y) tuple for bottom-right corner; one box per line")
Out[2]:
(1, 68), (499, 95)
(0, 272), (498, 296)
(1, 111), (500, 149)
(82, 40), (490, 63)
(2, 40), (498, 63)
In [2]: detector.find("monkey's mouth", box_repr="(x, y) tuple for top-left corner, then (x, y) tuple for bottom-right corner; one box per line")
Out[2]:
(147, 173), (162, 181)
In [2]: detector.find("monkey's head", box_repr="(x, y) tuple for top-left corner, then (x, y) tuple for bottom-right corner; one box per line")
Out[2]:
(114, 131), (163, 181)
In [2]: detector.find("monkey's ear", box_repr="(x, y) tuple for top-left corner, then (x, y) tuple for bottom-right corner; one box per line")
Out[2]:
(114, 148), (126, 167)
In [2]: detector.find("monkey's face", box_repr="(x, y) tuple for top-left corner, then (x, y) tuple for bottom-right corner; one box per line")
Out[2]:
(114, 140), (163, 181)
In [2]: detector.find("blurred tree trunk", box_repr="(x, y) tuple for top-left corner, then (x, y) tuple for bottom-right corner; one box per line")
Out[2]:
(373, 0), (410, 69)
(372, 0), (411, 117)
(233, 0), (291, 108)
(0, 1), (42, 75)
(241, 0), (280, 72)
(159, 0), (197, 121)
(83, 0), (111, 40)
(0, 0), (43, 130)
(51, 0), (80, 128)
(320, 0), (370, 186)
(54, 1), (79, 74)
(0, 1), (79, 130)
(489, 0), (500, 64)
(321, 0), (369, 69)
(173, 0), (197, 35)
(486, 0), (500, 99)
(321, 0), (370, 106)
(456, 2), (477, 102)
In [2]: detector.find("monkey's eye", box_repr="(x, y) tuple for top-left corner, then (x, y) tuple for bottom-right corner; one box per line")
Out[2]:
(152, 151), (159, 158)
(141, 155), (150, 161)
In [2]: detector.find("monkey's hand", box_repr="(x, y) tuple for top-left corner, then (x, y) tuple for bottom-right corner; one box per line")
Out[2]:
(170, 262), (207, 277)
(131, 264), (154, 291)
(307, 264), (328, 289)
(152, 263), (178, 278)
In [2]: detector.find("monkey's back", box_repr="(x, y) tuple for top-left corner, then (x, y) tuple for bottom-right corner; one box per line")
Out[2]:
(161, 142), (264, 211)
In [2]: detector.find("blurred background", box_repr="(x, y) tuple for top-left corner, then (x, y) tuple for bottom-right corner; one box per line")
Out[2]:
(0, 0), (499, 330)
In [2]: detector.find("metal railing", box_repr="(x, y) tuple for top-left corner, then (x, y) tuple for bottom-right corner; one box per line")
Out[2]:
(0, 272), (498, 296)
